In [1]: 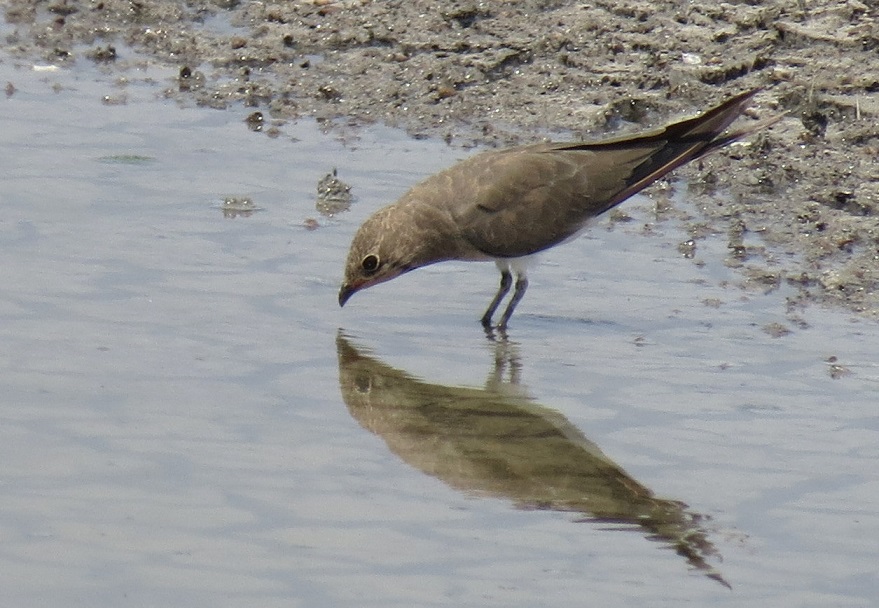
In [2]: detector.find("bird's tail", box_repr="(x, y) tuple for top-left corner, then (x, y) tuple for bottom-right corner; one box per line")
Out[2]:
(566, 89), (781, 212)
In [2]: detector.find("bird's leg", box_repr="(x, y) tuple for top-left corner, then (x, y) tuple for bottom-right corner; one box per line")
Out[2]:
(497, 273), (528, 329)
(481, 269), (513, 328)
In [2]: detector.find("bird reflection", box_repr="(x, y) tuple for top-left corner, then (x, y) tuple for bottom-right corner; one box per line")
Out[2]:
(335, 332), (728, 587)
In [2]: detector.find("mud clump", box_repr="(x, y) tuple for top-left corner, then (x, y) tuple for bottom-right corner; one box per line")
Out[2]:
(4, 0), (878, 316)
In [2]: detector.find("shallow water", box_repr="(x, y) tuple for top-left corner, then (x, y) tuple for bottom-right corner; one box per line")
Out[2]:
(0, 54), (877, 607)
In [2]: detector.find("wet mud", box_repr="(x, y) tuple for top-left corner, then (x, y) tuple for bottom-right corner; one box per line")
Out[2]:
(4, 0), (878, 315)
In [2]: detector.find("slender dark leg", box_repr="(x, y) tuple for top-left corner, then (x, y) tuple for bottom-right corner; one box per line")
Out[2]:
(481, 270), (512, 327)
(497, 274), (528, 329)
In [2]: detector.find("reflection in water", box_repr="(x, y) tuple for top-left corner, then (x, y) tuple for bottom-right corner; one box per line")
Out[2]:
(336, 332), (729, 588)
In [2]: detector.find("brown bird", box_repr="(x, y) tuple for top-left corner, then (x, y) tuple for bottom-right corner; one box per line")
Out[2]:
(339, 89), (775, 329)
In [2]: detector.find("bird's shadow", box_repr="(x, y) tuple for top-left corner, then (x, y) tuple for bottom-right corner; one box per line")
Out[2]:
(335, 329), (730, 588)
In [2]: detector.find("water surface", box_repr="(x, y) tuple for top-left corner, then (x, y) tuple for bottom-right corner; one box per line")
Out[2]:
(0, 54), (877, 607)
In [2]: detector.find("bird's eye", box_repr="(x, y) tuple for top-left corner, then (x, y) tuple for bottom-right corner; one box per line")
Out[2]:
(361, 254), (380, 274)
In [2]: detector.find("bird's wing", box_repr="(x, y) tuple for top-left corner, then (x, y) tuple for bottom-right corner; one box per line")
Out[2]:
(451, 144), (657, 258)
(452, 89), (763, 258)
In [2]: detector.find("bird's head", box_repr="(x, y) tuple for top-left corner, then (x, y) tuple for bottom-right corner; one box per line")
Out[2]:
(338, 208), (417, 307)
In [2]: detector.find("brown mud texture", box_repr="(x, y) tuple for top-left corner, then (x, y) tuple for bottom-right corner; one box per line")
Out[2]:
(5, 0), (879, 316)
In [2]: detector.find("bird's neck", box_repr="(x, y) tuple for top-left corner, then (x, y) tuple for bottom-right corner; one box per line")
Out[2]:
(389, 200), (474, 268)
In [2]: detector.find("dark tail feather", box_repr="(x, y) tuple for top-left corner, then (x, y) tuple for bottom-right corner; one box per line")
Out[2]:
(691, 112), (784, 161)
(571, 89), (778, 211)
(607, 89), (762, 207)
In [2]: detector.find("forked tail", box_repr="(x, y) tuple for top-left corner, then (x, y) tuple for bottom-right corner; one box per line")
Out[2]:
(568, 89), (780, 213)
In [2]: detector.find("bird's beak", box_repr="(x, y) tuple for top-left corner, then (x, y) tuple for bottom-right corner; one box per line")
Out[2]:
(338, 283), (356, 307)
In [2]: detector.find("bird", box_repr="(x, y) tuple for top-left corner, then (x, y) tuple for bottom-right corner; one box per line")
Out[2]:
(339, 89), (776, 329)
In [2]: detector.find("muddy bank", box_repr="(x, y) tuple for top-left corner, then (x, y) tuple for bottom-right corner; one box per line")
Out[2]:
(4, 0), (878, 316)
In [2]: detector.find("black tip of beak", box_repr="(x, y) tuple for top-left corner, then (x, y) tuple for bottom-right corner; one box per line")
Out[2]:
(338, 284), (355, 307)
